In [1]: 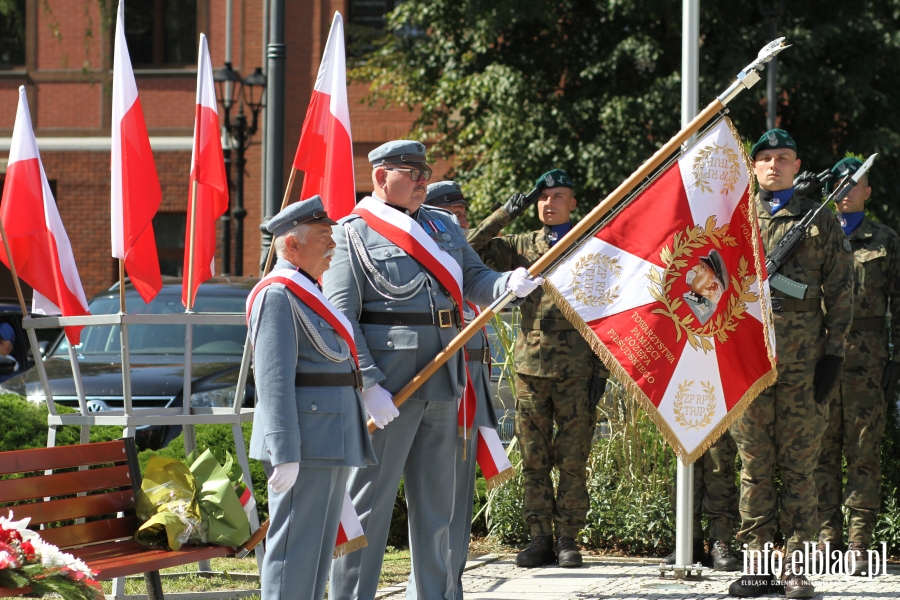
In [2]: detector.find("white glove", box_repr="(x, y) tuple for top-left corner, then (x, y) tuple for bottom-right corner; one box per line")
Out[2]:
(363, 384), (400, 429)
(507, 267), (544, 298)
(268, 462), (299, 494)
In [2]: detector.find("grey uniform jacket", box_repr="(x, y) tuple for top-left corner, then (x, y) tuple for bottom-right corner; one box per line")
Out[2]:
(322, 202), (512, 402)
(248, 259), (376, 468)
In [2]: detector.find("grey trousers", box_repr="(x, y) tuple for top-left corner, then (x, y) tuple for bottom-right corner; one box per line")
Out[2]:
(330, 399), (459, 600)
(261, 462), (350, 600)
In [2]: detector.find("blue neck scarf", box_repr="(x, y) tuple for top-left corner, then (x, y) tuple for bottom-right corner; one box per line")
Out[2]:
(761, 188), (794, 215)
(547, 222), (572, 247)
(838, 211), (865, 236)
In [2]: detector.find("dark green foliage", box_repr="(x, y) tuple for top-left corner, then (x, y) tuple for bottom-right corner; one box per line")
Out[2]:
(353, 0), (900, 235)
(0, 394), (121, 449)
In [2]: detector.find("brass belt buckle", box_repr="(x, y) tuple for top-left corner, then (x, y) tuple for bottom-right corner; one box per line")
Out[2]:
(354, 371), (363, 389)
(437, 309), (453, 328)
(483, 350), (491, 364)
(771, 298), (783, 312)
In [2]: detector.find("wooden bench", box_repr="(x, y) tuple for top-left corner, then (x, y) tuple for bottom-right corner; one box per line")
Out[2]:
(0, 438), (267, 600)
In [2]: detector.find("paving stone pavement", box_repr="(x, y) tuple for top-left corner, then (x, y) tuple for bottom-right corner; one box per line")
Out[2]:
(455, 556), (900, 599)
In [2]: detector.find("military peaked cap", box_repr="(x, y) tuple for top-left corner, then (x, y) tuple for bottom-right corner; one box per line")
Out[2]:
(750, 129), (797, 159)
(699, 249), (729, 291)
(266, 195), (337, 237)
(425, 181), (468, 208)
(368, 140), (428, 169)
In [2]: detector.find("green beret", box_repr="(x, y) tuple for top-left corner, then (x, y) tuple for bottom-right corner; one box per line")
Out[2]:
(750, 129), (797, 159)
(827, 157), (866, 192)
(535, 169), (574, 192)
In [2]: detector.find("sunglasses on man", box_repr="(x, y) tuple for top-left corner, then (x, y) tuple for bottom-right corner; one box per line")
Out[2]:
(383, 166), (433, 182)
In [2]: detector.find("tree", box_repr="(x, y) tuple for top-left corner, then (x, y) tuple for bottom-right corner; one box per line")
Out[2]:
(352, 0), (900, 233)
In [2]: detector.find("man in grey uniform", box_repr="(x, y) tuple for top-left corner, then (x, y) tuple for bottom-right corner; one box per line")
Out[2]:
(248, 196), (375, 600)
(406, 181), (499, 598)
(325, 141), (541, 600)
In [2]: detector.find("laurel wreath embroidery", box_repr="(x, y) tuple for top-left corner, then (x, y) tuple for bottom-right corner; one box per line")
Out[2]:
(646, 216), (758, 353)
(673, 380), (717, 431)
(569, 253), (622, 307)
(692, 143), (741, 195)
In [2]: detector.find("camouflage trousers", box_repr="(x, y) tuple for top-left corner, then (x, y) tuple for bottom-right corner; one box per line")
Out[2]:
(691, 430), (739, 541)
(814, 363), (886, 546)
(515, 373), (599, 539)
(731, 360), (828, 555)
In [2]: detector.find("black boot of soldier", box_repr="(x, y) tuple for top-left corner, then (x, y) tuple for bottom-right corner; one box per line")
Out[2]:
(728, 556), (771, 597)
(556, 536), (583, 568)
(662, 539), (708, 566)
(515, 535), (555, 568)
(710, 540), (742, 571)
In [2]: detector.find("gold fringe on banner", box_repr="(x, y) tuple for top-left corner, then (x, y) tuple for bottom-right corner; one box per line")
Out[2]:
(485, 467), (516, 491)
(542, 135), (779, 464)
(333, 535), (368, 559)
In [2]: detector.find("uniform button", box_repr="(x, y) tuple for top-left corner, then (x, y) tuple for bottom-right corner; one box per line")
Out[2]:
(319, 320), (326, 327)
(448, 243), (455, 248)
(433, 291), (439, 296)
(311, 404), (318, 411)
(387, 341), (394, 348)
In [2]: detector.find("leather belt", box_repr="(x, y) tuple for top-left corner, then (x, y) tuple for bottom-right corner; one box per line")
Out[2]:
(770, 297), (821, 312)
(360, 310), (460, 328)
(465, 348), (491, 364)
(850, 316), (885, 331)
(295, 371), (363, 389)
(519, 317), (576, 331)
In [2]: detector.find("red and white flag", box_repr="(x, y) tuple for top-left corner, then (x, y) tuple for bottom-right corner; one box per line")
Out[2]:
(476, 426), (514, 490)
(111, 0), (162, 303)
(545, 118), (776, 463)
(293, 12), (355, 220)
(0, 87), (90, 344)
(333, 489), (367, 558)
(182, 33), (228, 308)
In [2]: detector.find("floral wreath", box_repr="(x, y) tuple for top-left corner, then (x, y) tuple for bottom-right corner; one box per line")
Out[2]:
(673, 380), (717, 431)
(646, 216), (759, 353)
(569, 253), (622, 308)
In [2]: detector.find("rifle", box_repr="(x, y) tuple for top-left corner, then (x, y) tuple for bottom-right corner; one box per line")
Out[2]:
(766, 153), (877, 299)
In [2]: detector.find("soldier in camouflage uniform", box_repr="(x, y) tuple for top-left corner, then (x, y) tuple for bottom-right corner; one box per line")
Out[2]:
(813, 157), (900, 576)
(468, 169), (608, 568)
(728, 130), (853, 599)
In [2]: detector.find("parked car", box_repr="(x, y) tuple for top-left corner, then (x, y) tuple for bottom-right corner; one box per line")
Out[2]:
(0, 303), (63, 384)
(0, 278), (257, 450)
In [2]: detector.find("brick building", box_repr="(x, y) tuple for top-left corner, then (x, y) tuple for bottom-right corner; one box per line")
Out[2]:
(0, 0), (418, 300)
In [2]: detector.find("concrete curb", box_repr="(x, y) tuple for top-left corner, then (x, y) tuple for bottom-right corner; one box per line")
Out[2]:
(374, 554), (502, 599)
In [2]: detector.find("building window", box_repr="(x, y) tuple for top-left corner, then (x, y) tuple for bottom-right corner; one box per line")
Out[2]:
(118, 0), (198, 67)
(153, 213), (186, 277)
(0, 0), (26, 68)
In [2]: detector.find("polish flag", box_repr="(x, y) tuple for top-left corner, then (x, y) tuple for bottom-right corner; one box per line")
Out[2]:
(0, 87), (90, 344)
(182, 33), (228, 307)
(293, 12), (355, 220)
(333, 489), (367, 558)
(111, 0), (162, 303)
(476, 427), (514, 490)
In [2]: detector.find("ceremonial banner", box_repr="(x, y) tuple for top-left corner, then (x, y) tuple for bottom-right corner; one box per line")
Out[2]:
(111, 0), (163, 304)
(0, 87), (90, 344)
(476, 426), (514, 489)
(545, 118), (776, 463)
(334, 490), (367, 558)
(182, 33), (228, 307)
(293, 11), (355, 220)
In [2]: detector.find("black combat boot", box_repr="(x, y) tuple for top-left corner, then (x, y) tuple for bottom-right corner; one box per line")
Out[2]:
(710, 540), (742, 571)
(847, 542), (867, 577)
(515, 535), (555, 568)
(662, 539), (709, 566)
(781, 560), (815, 598)
(556, 536), (583, 568)
(728, 556), (772, 597)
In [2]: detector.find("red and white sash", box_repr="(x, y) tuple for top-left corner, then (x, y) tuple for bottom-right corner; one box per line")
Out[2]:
(353, 197), (477, 442)
(246, 268), (359, 367)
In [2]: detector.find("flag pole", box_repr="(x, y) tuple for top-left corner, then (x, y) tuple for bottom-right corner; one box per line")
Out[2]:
(262, 167), (297, 275)
(186, 179), (199, 311)
(366, 38), (789, 432)
(118, 259), (126, 313)
(0, 219), (29, 316)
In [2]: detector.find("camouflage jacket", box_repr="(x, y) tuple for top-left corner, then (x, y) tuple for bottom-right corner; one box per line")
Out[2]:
(756, 193), (854, 363)
(842, 217), (900, 367)
(468, 207), (606, 379)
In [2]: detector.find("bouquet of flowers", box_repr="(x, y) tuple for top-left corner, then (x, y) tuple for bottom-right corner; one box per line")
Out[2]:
(0, 511), (103, 600)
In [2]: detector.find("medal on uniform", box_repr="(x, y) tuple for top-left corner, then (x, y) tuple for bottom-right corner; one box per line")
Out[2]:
(548, 231), (558, 243)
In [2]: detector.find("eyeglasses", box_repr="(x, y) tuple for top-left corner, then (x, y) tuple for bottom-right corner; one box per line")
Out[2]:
(383, 166), (433, 182)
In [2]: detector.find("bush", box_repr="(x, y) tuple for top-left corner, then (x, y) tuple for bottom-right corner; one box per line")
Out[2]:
(0, 394), (122, 450)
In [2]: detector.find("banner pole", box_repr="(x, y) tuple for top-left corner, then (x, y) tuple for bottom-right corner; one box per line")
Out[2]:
(0, 218), (29, 316)
(186, 179), (199, 311)
(262, 167), (297, 275)
(675, 0), (700, 570)
(365, 39), (788, 432)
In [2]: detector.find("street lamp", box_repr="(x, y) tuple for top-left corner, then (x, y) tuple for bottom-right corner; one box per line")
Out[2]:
(213, 62), (266, 276)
